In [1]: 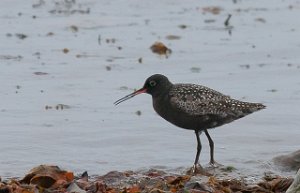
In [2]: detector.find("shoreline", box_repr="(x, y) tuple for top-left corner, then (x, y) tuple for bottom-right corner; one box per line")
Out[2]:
(0, 165), (297, 193)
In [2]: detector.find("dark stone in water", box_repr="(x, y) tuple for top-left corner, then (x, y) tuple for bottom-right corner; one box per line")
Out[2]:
(273, 150), (300, 171)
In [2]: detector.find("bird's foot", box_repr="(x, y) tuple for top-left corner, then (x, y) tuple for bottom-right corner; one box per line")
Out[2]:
(192, 164), (202, 174)
(208, 161), (223, 168)
(186, 164), (212, 176)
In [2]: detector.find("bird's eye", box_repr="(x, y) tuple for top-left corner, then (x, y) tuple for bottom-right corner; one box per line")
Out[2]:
(149, 80), (157, 87)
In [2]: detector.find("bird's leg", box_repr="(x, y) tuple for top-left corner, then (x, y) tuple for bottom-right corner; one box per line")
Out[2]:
(204, 129), (214, 165)
(192, 130), (204, 174)
(204, 129), (221, 167)
(194, 130), (202, 165)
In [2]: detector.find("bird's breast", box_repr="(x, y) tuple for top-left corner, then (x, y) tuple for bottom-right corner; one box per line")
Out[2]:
(152, 96), (202, 130)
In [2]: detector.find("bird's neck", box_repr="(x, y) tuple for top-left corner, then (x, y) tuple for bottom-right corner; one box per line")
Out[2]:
(151, 83), (173, 98)
(151, 84), (173, 112)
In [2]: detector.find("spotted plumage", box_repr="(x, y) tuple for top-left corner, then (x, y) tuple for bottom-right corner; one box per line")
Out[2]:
(114, 74), (265, 174)
(169, 83), (264, 120)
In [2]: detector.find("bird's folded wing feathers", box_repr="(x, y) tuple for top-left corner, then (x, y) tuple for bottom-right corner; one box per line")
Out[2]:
(169, 84), (232, 116)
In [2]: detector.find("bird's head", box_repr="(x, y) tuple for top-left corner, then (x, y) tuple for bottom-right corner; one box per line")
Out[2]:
(114, 74), (172, 105)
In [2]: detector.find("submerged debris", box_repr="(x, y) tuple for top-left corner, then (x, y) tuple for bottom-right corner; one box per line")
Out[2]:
(190, 67), (201, 73)
(150, 42), (172, 56)
(166, 35), (181, 40)
(106, 38), (116, 44)
(62, 48), (69, 54)
(49, 0), (90, 15)
(240, 64), (251, 69)
(0, 55), (23, 61)
(69, 25), (79, 32)
(255, 17), (267, 23)
(135, 110), (142, 116)
(201, 6), (222, 15)
(46, 32), (54, 36)
(105, 66), (112, 71)
(45, 104), (71, 110)
(178, 24), (187, 29)
(204, 19), (216, 23)
(15, 33), (27, 40)
(138, 57), (143, 63)
(224, 14), (232, 27)
(33, 72), (49, 75)
(267, 89), (278, 93)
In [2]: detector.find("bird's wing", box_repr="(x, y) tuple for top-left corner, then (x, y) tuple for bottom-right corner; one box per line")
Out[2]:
(169, 84), (233, 117)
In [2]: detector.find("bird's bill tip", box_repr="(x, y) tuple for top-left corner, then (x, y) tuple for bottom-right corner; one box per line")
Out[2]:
(114, 88), (147, 105)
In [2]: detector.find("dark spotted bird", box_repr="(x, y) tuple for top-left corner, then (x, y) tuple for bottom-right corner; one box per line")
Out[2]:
(114, 74), (265, 173)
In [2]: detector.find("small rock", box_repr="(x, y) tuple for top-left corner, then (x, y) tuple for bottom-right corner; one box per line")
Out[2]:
(0, 187), (9, 193)
(97, 171), (126, 184)
(185, 182), (213, 192)
(143, 168), (166, 177)
(81, 171), (88, 181)
(76, 171), (90, 190)
(149, 188), (166, 193)
(67, 182), (86, 193)
(273, 150), (300, 171)
(20, 165), (74, 186)
(30, 175), (56, 188)
(220, 165), (236, 172)
(286, 169), (300, 193)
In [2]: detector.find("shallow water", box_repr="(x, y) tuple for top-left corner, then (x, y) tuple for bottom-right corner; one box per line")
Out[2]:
(1, 0), (300, 178)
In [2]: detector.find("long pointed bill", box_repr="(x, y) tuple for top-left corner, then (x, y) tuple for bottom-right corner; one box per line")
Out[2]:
(114, 88), (147, 105)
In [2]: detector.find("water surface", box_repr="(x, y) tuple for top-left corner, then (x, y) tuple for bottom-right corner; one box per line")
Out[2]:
(1, 0), (300, 178)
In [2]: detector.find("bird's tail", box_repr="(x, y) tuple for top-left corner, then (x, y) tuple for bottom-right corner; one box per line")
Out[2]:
(247, 102), (266, 112)
(228, 99), (266, 115)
